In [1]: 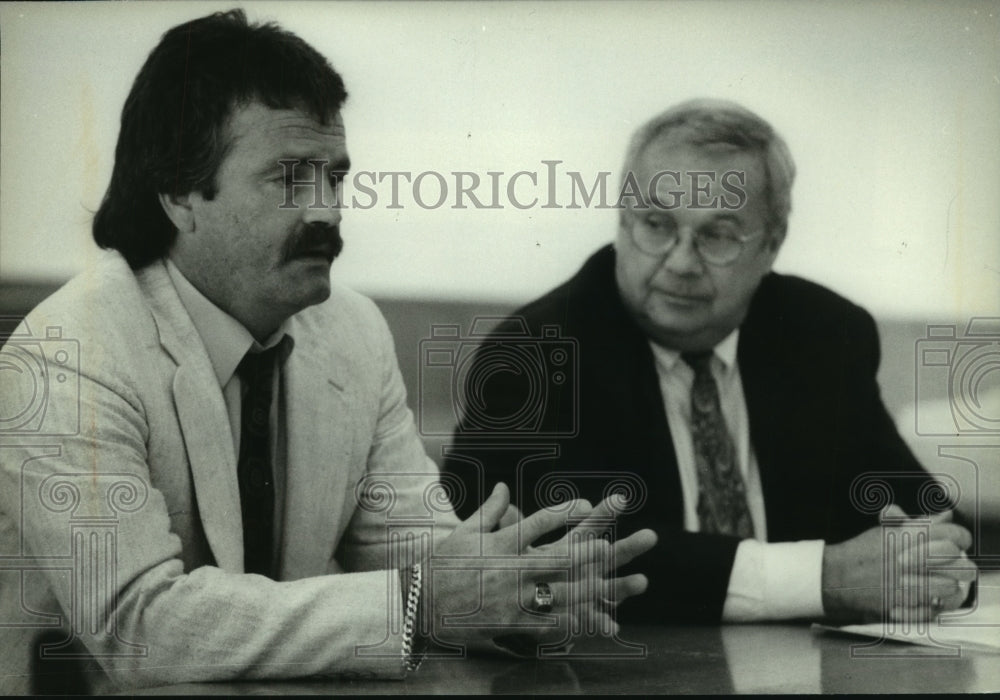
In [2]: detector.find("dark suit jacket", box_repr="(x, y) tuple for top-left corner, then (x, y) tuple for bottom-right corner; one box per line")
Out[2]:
(443, 245), (939, 623)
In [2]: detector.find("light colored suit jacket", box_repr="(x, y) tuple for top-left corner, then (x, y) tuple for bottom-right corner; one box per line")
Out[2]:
(0, 252), (458, 691)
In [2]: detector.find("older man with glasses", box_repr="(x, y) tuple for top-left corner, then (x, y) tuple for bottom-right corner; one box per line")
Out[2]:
(443, 99), (976, 626)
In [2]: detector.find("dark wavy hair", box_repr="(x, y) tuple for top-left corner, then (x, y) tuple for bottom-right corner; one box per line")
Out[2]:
(93, 10), (348, 269)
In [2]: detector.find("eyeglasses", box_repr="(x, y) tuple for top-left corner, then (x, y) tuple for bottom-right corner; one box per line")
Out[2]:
(627, 212), (764, 266)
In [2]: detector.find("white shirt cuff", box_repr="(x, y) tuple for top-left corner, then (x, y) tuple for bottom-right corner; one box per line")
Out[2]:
(722, 539), (826, 622)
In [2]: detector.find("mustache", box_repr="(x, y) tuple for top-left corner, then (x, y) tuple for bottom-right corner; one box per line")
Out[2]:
(282, 223), (344, 263)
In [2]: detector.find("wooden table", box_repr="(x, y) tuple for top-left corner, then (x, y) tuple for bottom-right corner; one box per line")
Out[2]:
(124, 621), (998, 694)
(92, 573), (999, 695)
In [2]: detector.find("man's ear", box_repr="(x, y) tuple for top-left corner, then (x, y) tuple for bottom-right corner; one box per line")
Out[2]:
(158, 192), (196, 234)
(765, 226), (787, 256)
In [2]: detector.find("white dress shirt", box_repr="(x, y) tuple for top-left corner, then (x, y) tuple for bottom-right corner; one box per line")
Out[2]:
(167, 259), (293, 574)
(649, 332), (825, 621)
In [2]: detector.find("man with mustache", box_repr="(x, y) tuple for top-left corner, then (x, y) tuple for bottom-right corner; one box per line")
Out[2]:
(443, 99), (976, 625)
(0, 10), (655, 692)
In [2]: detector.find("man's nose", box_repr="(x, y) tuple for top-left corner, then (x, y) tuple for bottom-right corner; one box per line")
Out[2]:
(661, 227), (704, 275)
(301, 177), (342, 227)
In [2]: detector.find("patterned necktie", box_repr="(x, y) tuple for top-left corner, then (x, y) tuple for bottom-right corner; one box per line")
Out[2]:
(236, 343), (284, 577)
(682, 351), (755, 539)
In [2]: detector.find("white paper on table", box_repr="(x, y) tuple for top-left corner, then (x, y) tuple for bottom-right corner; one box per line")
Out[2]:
(813, 602), (1000, 654)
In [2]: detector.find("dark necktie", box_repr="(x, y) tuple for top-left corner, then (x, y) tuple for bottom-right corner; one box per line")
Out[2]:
(236, 344), (283, 577)
(682, 351), (755, 539)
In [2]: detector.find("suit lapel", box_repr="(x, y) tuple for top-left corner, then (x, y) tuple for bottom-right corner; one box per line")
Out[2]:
(138, 262), (245, 573)
(737, 275), (786, 528)
(279, 316), (355, 579)
(579, 247), (685, 524)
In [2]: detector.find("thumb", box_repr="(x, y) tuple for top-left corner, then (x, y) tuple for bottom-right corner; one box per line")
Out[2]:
(460, 482), (511, 533)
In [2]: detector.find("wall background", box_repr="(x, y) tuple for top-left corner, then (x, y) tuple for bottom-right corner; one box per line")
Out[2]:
(2, 0), (998, 319)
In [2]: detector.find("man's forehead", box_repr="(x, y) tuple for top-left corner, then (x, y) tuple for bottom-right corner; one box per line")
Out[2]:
(638, 137), (766, 200)
(227, 102), (346, 147)
(640, 136), (760, 172)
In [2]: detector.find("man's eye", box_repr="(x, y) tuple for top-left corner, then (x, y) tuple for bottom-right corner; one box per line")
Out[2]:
(645, 216), (673, 230)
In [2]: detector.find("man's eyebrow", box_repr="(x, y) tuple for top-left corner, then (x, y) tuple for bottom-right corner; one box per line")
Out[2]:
(272, 155), (352, 172)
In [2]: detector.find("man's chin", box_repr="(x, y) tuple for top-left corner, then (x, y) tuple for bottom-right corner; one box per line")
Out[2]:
(647, 296), (708, 326)
(640, 305), (716, 350)
(305, 278), (332, 305)
(286, 267), (333, 311)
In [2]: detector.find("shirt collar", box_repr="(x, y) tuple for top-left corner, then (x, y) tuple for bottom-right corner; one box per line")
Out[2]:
(166, 259), (293, 387)
(649, 329), (740, 375)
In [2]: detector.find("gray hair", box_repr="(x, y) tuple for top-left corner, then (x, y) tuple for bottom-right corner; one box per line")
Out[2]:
(621, 98), (796, 236)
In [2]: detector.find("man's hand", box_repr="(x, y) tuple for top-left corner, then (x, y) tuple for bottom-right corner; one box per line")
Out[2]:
(821, 504), (977, 623)
(426, 483), (656, 648)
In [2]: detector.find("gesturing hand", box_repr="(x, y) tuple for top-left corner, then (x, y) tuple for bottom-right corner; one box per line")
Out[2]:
(821, 504), (977, 623)
(426, 483), (657, 649)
